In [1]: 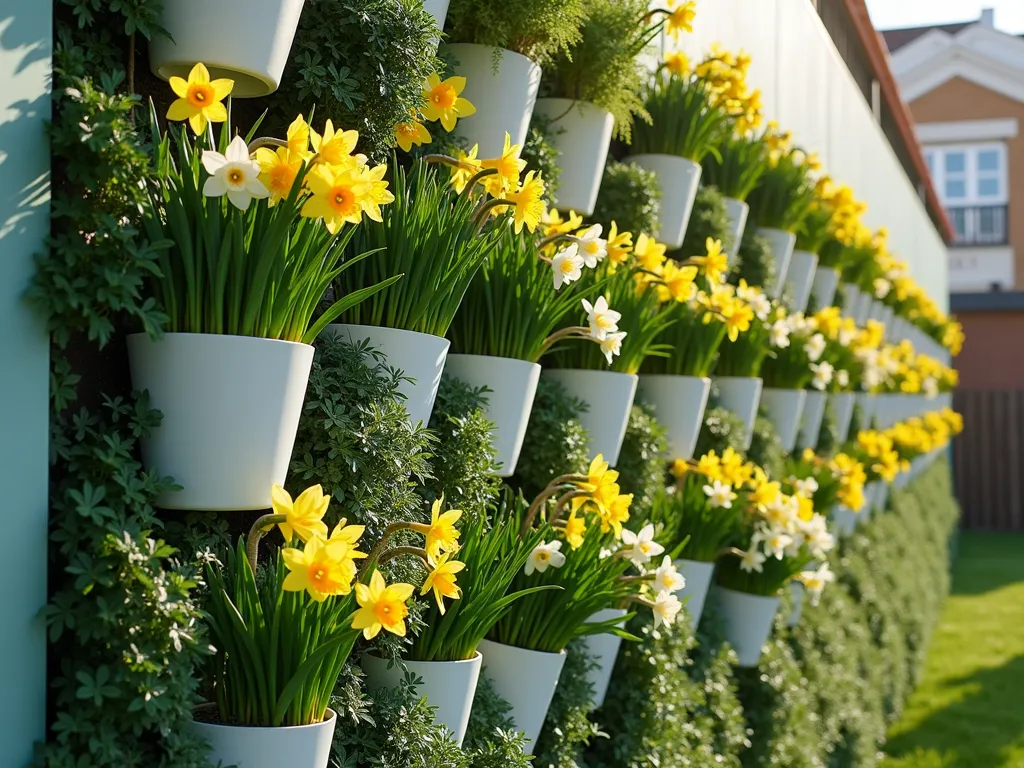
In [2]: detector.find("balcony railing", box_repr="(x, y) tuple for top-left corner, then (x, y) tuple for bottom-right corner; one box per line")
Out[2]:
(949, 205), (1009, 247)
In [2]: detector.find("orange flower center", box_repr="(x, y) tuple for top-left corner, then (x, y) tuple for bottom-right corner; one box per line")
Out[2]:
(374, 599), (406, 627)
(309, 564), (330, 588)
(226, 168), (245, 186)
(430, 85), (457, 110)
(536, 551), (550, 563)
(268, 165), (296, 193)
(398, 123), (418, 137)
(328, 185), (358, 214)
(187, 83), (215, 109)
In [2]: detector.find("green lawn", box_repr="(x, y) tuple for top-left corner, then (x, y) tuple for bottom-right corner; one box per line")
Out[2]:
(882, 532), (1024, 768)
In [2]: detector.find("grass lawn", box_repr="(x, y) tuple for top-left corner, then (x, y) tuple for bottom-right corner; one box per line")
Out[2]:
(882, 532), (1024, 768)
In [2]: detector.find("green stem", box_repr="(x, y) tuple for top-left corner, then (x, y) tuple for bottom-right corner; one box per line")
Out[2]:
(358, 522), (417, 577)
(246, 513), (287, 572)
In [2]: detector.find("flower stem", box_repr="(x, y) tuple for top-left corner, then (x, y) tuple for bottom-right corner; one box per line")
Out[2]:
(248, 137), (290, 154)
(246, 514), (287, 572)
(549, 489), (594, 528)
(537, 327), (594, 358)
(377, 545), (430, 569)
(358, 522), (417, 577)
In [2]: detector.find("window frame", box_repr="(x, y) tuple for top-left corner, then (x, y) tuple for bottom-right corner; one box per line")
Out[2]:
(923, 142), (1008, 206)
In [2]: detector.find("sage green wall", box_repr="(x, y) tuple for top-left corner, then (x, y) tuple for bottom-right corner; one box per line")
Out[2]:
(0, 2), (51, 764)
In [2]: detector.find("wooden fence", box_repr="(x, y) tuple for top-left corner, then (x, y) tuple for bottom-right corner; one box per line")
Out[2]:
(953, 390), (1024, 531)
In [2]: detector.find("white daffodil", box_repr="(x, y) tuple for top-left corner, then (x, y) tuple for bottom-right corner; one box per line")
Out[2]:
(797, 561), (835, 605)
(873, 278), (891, 299)
(923, 376), (939, 398)
(620, 523), (665, 567)
(750, 293), (772, 321)
(202, 135), (270, 211)
(525, 540), (566, 575)
(838, 325), (858, 347)
(653, 555), (686, 595)
(862, 363), (883, 389)
(582, 296), (621, 340)
(794, 476), (819, 497)
(652, 590), (682, 628)
(811, 361), (834, 391)
(576, 224), (608, 268)
(788, 312), (812, 335)
(600, 331), (627, 365)
(836, 369), (850, 389)
(804, 332), (827, 362)
(763, 496), (799, 532)
(764, 528), (793, 559)
(552, 244), (585, 290)
(740, 545), (766, 573)
(770, 319), (791, 348)
(703, 479), (737, 509)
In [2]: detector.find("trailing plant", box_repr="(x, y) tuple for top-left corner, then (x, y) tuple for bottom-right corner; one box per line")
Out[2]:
(589, 161), (661, 237)
(630, 72), (730, 161)
(444, 0), (588, 66)
(701, 131), (769, 202)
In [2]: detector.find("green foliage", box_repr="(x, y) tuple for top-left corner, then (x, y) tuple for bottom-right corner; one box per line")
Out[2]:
(521, 116), (563, 199)
(615, 403), (670, 509)
(276, 0), (441, 162)
(696, 405), (748, 457)
(730, 223), (776, 292)
(534, 641), (605, 766)
(747, 415), (787, 490)
(679, 184), (732, 258)
(444, 0), (588, 65)
(589, 161), (661, 237)
(462, 676), (534, 766)
(640, 302), (727, 377)
(631, 74), (730, 162)
(701, 132), (770, 202)
(746, 151), (817, 233)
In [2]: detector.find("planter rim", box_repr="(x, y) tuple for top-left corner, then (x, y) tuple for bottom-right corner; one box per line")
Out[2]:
(326, 323), (446, 344)
(534, 96), (610, 114)
(714, 375), (763, 383)
(626, 152), (700, 168)
(192, 703), (338, 731)
(640, 373), (711, 383)
(480, 638), (568, 658)
(127, 331), (312, 350)
(365, 650), (483, 666)
(545, 367), (638, 381)
(446, 351), (536, 366)
(715, 585), (781, 603)
(445, 42), (539, 69)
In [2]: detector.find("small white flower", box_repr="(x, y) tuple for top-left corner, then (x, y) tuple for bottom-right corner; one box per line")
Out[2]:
(923, 376), (939, 398)
(838, 325), (858, 347)
(751, 294), (772, 321)
(797, 562), (835, 605)
(873, 278), (891, 299)
(552, 244), (585, 290)
(703, 479), (737, 509)
(795, 477), (819, 497)
(804, 333), (827, 362)
(811, 361), (834, 391)
(576, 224), (607, 268)
(653, 556), (686, 595)
(600, 331), (627, 365)
(201, 135), (270, 211)
(836, 369), (850, 389)
(525, 540), (566, 575)
(582, 295), (621, 340)
(764, 529), (794, 559)
(740, 546), (766, 573)
(770, 319), (791, 348)
(621, 523), (665, 567)
(652, 590), (682, 628)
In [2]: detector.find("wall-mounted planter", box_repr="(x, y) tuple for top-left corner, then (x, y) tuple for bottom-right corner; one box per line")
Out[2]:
(785, 250), (819, 314)
(578, 608), (628, 710)
(326, 324), (449, 428)
(478, 639), (566, 755)
(543, 369), (638, 466)
(189, 705), (336, 768)
(675, 558), (716, 630)
(448, 44), (542, 158)
(625, 154), (702, 248)
(361, 652), (481, 747)
(756, 228), (796, 299)
(854, 290), (873, 326)
(759, 387), (807, 453)
(831, 504), (858, 536)
(713, 376), (763, 451)
(532, 99), (614, 216)
(829, 392), (856, 444)
(443, 354), (540, 476)
(423, 0), (450, 31)
(857, 391), (876, 430)
(127, 333), (313, 511)
(798, 389), (827, 450)
(842, 283), (861, 320)
(722, 197), (749, 263)
(638, 374), (711, 461)
(150, 0), (305, 98)
(811, 266), (840, 310)
(712, 586), (780, 667)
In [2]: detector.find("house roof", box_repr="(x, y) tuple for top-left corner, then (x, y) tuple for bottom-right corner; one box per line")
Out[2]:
(882, 23), (972, 52)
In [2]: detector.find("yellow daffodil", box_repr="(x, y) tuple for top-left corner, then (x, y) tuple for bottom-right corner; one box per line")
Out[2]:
(507, 171), (546, 234)
(282, 537), (353, 602)
(657, 260), (699, 303)
(481, 133), (527, 197)
(664, 50), (690, 76)
(394, 119), (432, 152)
(563, 509), (587, 549)
(420, 497), (462, 560)
(310, 119), (360, 167)
(420, 553), (464, 614)
(606, 222), (634, 264)
(690, 238), (727, 284)
(665, 0), (697, 39)
(422, 73), (476, 132)
(450, 144), (481, 194)
(359, 163), (395, 222)
(286, 114), (312, 158)
(255, 146), (305, 205)
(301, 164), (372, 234)
(166, 62), (232, 135)
(352, 570), (414, 639)
(272, 483), (329, 543)
(750, 479), (781, 512)
(634, 233), (667, 272)
(670, 458), (690, 479)
(542, 207), (583, 239)
(599, 493), (632, 538)
(695, 450), (722, 481)
(327, 519), (368, 559)
(721, 297), (754, 342)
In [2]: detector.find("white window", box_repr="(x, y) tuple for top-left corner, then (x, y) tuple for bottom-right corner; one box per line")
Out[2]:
(924, 143), (1008, 206)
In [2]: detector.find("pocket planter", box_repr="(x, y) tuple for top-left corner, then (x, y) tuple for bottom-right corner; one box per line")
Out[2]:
(798, 389), (827, 450)
(712, 586), (780, 667)
(787, 581), (805, 628)
(854, 290), (873, 326)
(831, 504), (859, 536)
(842, 283), (861, 320)
(625, 154), (702, 249)
(857, 392), (877, 429)
(442, 354), (541, 476)
(150, 0), (305, 98)
(448, 44), (542, 158)
(722, 197), (750, 263)
(675, 558), (716, 631)
(532, 99), (614, 216)
(543, 369), (638, 466)
(759, 388), (807, 453)
(785, 250), (819, 314)
(326, 324), (449, 428)
(638, 375), (711, 461)
(189, 705), (336, 768)
(829, 391), (856, 444)
(578, 608), (629, 710)
(713, 376), (763, 451)
(756, 228), (796, 300)
(127, 333), (313, 511)
(478, 639), (567, 755)
(361, 652), (482, 747)
(811, 266), (840, 310)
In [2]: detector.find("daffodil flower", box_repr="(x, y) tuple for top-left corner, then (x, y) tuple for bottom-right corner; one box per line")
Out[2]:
(633, 233), (667, 271)
(652, 590), (682, 628)
(255, 146), (304, 206)
(810, 361), (834, 391)
(359, 163), (396, 222)
(664, 0), (697, 40)
(419, 497), (462, 561)
(620, 524), (664, 567)
(282, 537), (354, 602)
(739, 545), (766, 573)
(804, 333), (826, 362)
(605, 222), (633, 264)
(702, 479), (737, 509)
(481, 133), (526, 197)
(525, 540), (566, 575)
(166, 62), (232, 135)
(653, 556), (686, 595)
(551, 244), (584, 290)
(201, 135), (270, 211)
(421, 73), (476, 132)
(575, 224), (607, 268)
(450, 144), (482, 194)
(301, 164), (372, 234)
(395, 119), (432, 152)
(352, 571), (415, 639)
(797, 562), (835, 606)
(600, 331), (627, 365)
(286, 114), (313, 158)
(562, 509), (587, 550)
(543, 207), (583, 239)
(690, 238), (728, 284)
(310, 120), (360, 167)
(506, 171), (546, 234)
(664, 50), (690, 76)
(420, 553), (465, 614)
(581, 296), (621, 341)
(597, 492), (632, 537)
(271, 483), (329, 543)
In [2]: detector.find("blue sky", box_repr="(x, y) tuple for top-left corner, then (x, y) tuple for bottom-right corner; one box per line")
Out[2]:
(866, 0), (1024, 34)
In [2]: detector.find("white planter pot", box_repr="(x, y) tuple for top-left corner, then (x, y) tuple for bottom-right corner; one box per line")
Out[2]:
(543, 369), (638, 466)
(787, 581), (805, 627)
(478, 639), (567, 754)
(873, 393), (897, 429)
(868, 300), (886, 324)
(638, 375), (711, 461)
(625, 154), (702, 248)
(713, 376), (763, 451)
(854, 291), (873, 326)
(579, 608), (628, 710)
(423, 0), (450, 30)
(326, 324), (449, 428)
(829, 392), (856, 444)
(443, 354), (540, 476)
(856, 392), (876, 431)
(532, 99), (614, 216)
(361, 652), (481, 747)
(722, 197), (749, 263)
(448, 44), (542, 158)
(127, 333), (313, 511)
(841, 283), (861, 319)
(811, 266), (840, 310)
(712, 586), (780, 667)
(785, 250), (819, 314)
(799, 389), (827, 450)
(831, 505), (858, 536)
(756, 228), (797, 299)
(189, 705), (336, 768)
(759, 388), (807, 453)
(938, 392), (953, 411)
(150, 0), (305, 98)
(675, 558), (716, 631)
(874, 481), (889, 514)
